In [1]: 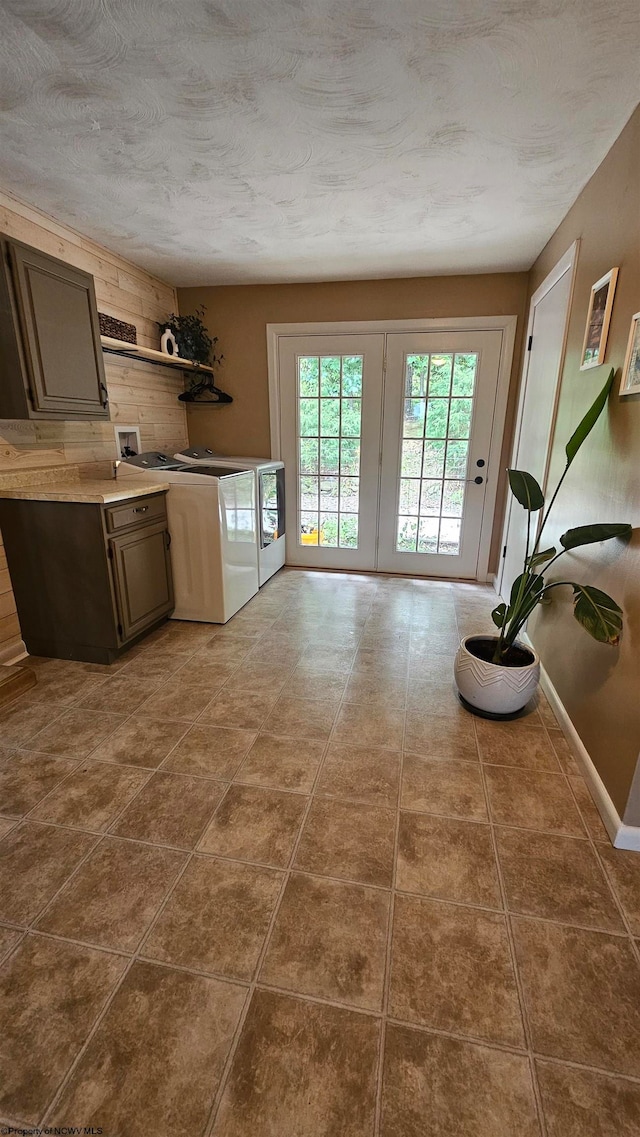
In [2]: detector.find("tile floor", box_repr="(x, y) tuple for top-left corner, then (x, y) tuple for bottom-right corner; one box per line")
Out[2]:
(1, 569), (640, 1136)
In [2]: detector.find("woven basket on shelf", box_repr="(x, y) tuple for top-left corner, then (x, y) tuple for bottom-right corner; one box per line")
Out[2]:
(98, 313), (137, 343)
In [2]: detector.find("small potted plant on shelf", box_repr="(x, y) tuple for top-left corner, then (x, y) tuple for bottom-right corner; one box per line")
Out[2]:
(454, 369), (632, 718)
(158, 306), (230, 402)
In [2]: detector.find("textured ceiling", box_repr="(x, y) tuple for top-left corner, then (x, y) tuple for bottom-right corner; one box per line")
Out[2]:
(0, 0), (639, 286)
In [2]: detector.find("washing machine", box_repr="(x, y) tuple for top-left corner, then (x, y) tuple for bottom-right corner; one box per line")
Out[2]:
(175, 446), (285, 585)
(117, 452), (258, 622)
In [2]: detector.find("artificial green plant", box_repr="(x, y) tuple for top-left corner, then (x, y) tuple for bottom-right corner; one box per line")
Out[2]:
(158, 305), (224, 397)
(491, 369), (632, 664)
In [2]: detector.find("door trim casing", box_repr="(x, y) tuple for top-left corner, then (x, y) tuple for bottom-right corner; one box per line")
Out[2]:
(267, 316), (517, 582)
(496, 241), (579, 599)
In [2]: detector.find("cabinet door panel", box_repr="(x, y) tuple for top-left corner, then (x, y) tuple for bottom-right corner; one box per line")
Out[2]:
(109, 522), (174, 642)
(8, 239), (108, 417)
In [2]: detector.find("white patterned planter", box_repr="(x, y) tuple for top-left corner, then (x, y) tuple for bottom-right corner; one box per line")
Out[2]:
(454, 634), (540, 717)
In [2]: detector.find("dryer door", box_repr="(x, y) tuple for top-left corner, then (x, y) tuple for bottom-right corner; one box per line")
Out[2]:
(259, 467), (285, 549)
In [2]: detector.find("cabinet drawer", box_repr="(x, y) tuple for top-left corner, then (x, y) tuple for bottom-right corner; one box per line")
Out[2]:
(105, 493), (166, 533)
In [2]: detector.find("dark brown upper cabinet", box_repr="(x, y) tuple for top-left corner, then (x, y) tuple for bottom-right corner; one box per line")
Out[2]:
(0, 234), (109, 420)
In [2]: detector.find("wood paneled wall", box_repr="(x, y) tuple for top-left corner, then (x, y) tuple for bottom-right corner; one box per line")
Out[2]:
(0, 190), (188, 661)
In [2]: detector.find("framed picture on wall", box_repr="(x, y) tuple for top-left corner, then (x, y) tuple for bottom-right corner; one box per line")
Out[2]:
(580, 268), (618, 370)
(620, 311), (640, 396)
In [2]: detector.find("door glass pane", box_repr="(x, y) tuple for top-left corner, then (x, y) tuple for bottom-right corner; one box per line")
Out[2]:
(405, 355), (429, 397)
(297, 355), (364, 549)
(404, 398), (426, 437)
(319, 475), (339, 510)
(339, 515), (358, 547)
(299, 357), (319, 396)
(429, 354), (453, 396)
(395, 352), (478, 556)
(299, 399), (318, 436)
(320, 357), (341, 396)
(448, 398), (473, 439)
(261, 471), (279, 545)
(300, 438), (318, 474)
(320, 438), (340, 473)
(444, 440), (468, 478)
(399, 478), (420, 514)
(319, 512), (338, 546)
(340, 439), (360, 474)
(401, 439), (423, 477)
(397, 516), (418, 552)
(423, 440), (445, 478)
(418, 517), (439, 552)
(452, 353), (477, 396)
(341, 399), (361, 436)
(425, 399), (448, 438)
(342, 357), (363, 396)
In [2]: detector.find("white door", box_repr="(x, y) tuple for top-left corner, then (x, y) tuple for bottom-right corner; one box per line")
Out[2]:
(278, 334), (385, 569)
(378, 331), (505, 577)
(499, 245), (576, 597)
(276, 325), (510, 578)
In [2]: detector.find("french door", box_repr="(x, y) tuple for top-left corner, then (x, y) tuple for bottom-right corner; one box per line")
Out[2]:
(277, 327), (507, 579)
(279, 334), (385, 570)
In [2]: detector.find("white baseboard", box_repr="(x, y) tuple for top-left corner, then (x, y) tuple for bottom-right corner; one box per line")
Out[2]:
(527, 640), (640, 851)
(0, 639), (28, 666)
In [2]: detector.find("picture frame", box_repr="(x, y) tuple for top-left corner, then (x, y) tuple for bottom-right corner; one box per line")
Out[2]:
(619, 311), (640, 396)
(580, 267), (618, 370)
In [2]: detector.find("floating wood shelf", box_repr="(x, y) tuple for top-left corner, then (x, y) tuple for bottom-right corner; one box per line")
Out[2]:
(100, 336), (215, 375)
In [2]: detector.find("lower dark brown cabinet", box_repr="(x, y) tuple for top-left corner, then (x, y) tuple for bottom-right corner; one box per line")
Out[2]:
(0, 490), (174, 664)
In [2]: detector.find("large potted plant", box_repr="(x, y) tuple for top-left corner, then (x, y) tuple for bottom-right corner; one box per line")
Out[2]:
(454, 369), (632, 718)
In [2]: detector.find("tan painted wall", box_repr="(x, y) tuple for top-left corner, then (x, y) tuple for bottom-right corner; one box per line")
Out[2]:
(178, 272), (529, 568)
(525, 106), (640, 819)
(0, 191), (188, 660)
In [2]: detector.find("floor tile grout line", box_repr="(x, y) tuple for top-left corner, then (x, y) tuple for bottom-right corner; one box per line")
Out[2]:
(202, 594), (379, 1137)
(2, 826), (105, 940)
(4, 834), (632, 960)
(562, 774), (640, 968)
(0, 699), (70, 752)
(19, 689), (237, 840)
(14, 926), (135, 960)
(39, 828), (208, 1128)
(2, 790), (606, 842)
(9, 642), (274, 1127)
(529, 1049), (640, 1086)
(472, 711), (549, 1137)
(372, 657), (407, 1137)
(5, 578), (638, 1130)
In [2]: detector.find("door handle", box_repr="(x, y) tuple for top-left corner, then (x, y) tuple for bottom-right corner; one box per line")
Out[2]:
(100, 382), (109, 409)
(165, 531), (172, 549)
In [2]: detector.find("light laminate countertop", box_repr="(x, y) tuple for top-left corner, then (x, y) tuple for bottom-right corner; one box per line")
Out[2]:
(0, 479), (169, 504)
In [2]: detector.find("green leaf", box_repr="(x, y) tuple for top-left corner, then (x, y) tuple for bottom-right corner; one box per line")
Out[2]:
(507, 470), (544, 512)
(491, 602), (507, 628)
(565, 369), (614, 467)
(571, 584), (623, 645)
(509, 572), (544, 610)
(560, 523), (632, 551)
(527, 546), (557, 569)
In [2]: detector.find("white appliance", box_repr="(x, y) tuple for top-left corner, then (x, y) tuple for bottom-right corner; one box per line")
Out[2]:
(175, 447), (286, 585)
(117, 452), (258, 622)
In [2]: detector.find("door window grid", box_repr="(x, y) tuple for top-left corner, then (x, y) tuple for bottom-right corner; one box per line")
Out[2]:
(396, 352), (478, 555)
(297, 355), (363, 548)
